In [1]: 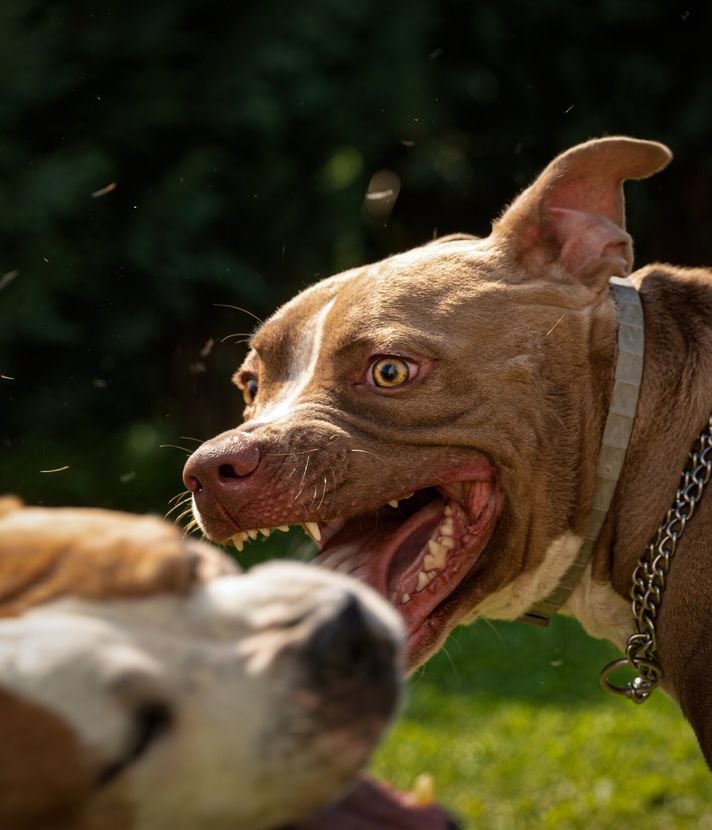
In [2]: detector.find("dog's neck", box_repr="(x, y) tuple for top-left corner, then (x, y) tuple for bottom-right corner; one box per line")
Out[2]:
(568, 266), (712, 666)
(521, 276), (644, 627)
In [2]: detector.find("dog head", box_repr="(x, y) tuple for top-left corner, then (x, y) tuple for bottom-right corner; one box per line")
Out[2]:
(184, 137), (671, 667)
(0, 502), (403, 829)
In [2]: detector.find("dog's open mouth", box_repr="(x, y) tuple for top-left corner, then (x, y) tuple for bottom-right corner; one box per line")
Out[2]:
(311, 466), (500, 663)
(196, 455), (500, 666)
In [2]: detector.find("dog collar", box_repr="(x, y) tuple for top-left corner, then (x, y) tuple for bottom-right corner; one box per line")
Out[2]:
(519, 276), (645, 627)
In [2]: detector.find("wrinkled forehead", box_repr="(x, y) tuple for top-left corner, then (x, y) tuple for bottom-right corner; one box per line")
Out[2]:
(251, 238), (501, 355)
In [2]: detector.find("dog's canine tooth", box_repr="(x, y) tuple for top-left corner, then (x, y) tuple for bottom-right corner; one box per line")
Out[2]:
(277, 525), (290, 533)
(401, 593), (411, 604)
(303, 521), (322, 542)
(232, 533), (246, 553)
(388, 499), (399, 508)
(247, 529), (259, 540)
(259, 527), (272, 538)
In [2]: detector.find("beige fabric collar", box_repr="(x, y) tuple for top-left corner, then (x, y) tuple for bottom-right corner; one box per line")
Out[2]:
(520, 276), (645, 626)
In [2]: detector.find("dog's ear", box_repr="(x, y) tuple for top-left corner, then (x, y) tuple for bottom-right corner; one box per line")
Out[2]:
(493, 137), (671, 287)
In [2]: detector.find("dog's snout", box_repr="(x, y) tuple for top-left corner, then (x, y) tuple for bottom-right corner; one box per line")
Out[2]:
(308, 594), (397, 687)
(183, 435), (261, 495)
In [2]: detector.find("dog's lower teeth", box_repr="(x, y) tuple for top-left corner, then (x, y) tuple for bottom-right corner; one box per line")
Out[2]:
(427, 539), (448, 561)
(440, 518), (454, 535)
(423, 553), (436, 571)
(416, 571), (435, 592)
(388, 499), (399, 508)
(401, 593), (411, 604)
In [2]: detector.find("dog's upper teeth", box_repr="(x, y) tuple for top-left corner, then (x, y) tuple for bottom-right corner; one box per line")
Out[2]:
(440, 536), (456, 550)
(246, 529), (259, 540)
(427, 539), (448, 563)
(277, 525), (290, 533)
(303, 521), (322, 542)
(259, 527), (272, 538)
(403, 491), (414, 499)
(401, 593), (411, 605)
(232, 533), (247, 553)
(388, 499), (399, 508)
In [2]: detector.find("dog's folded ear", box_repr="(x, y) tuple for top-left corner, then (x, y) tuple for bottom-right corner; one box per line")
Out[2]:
(0, 505), (237, 617)
(493, 137), (672, 287)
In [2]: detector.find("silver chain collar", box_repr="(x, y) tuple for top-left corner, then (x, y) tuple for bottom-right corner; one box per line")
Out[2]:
(600, 413), (712, 703)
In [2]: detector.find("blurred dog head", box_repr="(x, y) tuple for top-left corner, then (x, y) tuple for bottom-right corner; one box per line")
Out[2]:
(0, 500), (404, 830)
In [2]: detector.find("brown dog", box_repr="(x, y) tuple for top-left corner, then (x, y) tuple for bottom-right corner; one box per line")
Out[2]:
(0, 497), (409, 829)
(184, 137), (712, 764)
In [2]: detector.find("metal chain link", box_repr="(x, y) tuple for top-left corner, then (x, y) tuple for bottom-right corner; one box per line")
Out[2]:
(600, 413), (712, 703)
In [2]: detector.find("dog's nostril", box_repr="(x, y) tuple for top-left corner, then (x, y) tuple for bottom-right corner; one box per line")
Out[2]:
(186, 475), (203, 494)
(308, 594), (395, 683)
(218, 463), (240, 480)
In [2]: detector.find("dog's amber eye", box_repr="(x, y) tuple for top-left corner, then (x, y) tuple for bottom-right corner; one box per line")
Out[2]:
(370, 357), (411, 388)
(242, 376), (258, 405)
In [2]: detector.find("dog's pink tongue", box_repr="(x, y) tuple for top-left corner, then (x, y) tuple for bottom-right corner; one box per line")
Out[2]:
(295, 775), (459, 829)
(313, 501), (443, 595)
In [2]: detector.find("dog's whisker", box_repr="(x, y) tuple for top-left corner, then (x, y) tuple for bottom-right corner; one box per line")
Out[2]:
(221, 333), (255, 344)
(164, 498), (192, 520)
(316, 475), (328, 512)
(213, 302), (264, 325)
(299, 455), (311, 487)
(160, 444), (192, 454)
(294, 455), (312, 503)
(263, 448), (321, 457)
(168, 490), (190, 505)
(349, 447), (385, 462)
(179, 436), (204, 444)
(181, 520), (200, 537)
(174, 508), (194, 525)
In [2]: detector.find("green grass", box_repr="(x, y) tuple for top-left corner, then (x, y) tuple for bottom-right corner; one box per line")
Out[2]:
(372, 617), (712, 829)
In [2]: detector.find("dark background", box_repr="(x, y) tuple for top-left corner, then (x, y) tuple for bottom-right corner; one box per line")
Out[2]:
(2, 0), (710, 515)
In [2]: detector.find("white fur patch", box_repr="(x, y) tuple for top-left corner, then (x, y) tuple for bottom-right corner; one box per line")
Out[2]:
(474, 532), (584, 621)
(255, 298), (336, 424)
(562, 562), (632, 652)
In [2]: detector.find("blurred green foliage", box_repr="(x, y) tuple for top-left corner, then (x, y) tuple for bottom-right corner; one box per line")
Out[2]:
(1, 0), (710, 511)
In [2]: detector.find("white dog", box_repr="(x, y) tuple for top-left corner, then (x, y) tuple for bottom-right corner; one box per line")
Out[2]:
(0, 498), (404, 830)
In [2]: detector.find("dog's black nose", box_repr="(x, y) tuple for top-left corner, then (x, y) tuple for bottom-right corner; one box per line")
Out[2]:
(307, 594), (397, 686)
(183, 434), (261, 495)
